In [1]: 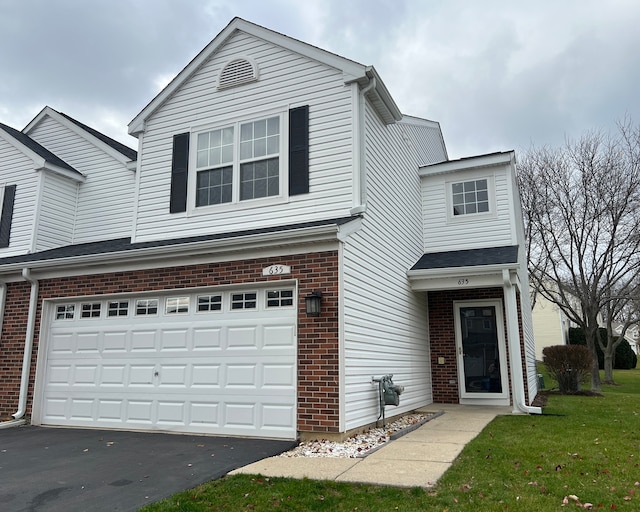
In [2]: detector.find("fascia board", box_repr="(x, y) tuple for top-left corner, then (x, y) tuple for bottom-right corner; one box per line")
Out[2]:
(419, 152), (515, 177)
(25, 107), (133, 166)
(0, 223), (340, 275)
(399, 115), (441, 130)
(37, 163), (86, 183)
(407, 262), (519, 280)
(129, 18), (368, 135)
(0, 128), (47, 169)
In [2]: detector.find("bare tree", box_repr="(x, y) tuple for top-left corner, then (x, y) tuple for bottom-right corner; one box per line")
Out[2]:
(518, 120), (640, 391)
(601, 280), (640, 382)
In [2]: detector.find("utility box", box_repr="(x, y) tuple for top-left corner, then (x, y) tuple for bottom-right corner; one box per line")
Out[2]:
(382, 375), (404, 406)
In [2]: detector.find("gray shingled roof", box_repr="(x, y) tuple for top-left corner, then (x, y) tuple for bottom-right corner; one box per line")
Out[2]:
(411, 245), (519, 270)
(0, 122), (80, 174)
(58, 111), (137, 161)
(0, 216), (358, 266)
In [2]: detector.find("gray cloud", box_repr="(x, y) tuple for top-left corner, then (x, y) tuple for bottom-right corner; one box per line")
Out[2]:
(1, 0), (639, 158)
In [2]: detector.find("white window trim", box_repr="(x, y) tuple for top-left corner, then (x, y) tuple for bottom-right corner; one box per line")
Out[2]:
(445, 173), (496, 223)
(186, 110), (289, 215)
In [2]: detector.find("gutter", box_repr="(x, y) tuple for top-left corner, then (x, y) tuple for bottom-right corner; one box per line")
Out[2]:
(11, 268), (39, 421)
(503, 269), (542, 414)
(0, 222), (345, 275)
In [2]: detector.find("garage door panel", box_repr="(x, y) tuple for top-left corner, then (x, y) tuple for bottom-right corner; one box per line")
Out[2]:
(263, 324), (296, 348)
(103, 331), (128, 352)
(129, 365), (155, 386)
(263, 404), (296, 429)
(263, 364), (296, 387)
(160, 329), (189, 351)
(97, 399), (124, 421)
(225, 364), (257, 387)
(42, 287), (297, 439)
(227, 326), (258, 348)
(193, 327), (222, 350)
(50, 333), (73, 353)
(101, 365), (126, 385)
(76, 332), (101, 353)
(157, 401), (185, 424)
(127, 400), (154, 423)
(157, 365), (188, 386)
(74, 365), (99, 384)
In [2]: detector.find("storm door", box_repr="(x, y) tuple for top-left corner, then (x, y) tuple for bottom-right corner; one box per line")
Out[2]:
(454, 301), (509, 402)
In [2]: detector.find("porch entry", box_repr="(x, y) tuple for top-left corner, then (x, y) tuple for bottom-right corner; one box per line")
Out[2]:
(454, 300), (509, 404)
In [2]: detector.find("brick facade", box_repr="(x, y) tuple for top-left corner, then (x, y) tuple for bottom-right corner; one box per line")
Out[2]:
(428, 287), (524, 404)
(0, 251), (341, 433)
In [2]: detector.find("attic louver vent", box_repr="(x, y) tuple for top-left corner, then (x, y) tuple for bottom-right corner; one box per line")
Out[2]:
(218, 58), (258, 89)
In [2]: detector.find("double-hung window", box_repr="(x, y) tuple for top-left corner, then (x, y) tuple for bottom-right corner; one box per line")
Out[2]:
(194, 115), (281, 207)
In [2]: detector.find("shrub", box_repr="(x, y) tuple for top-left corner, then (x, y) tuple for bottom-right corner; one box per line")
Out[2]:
(543, 345), (593, 392)
(569, 327), (638, 369)
(616, 339), (638, 369)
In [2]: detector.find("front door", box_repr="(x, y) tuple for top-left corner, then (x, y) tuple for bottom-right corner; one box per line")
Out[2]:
(454, 300), (509, 404)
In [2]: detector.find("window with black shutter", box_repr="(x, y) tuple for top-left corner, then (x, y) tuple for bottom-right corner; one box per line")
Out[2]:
(0, 184), (16, 248)
(169, 133), (189, 213)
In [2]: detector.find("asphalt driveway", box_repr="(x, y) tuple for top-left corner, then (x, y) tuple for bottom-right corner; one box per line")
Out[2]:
(0, 426), (296, 512)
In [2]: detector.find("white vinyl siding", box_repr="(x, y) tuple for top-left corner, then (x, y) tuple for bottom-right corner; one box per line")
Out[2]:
(133, 30), (355, 243)
(0, 138), (39, 256)
(342, 104), (433, 431)
(35, 172), (77, 251)
(421, 166), (517, 253)
(28, 116), (135, 243)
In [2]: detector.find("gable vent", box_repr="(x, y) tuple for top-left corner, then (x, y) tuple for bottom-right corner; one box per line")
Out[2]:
(217, 58), (258, 90)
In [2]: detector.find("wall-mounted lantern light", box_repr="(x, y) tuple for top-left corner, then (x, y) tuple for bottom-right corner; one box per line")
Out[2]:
(305, 290), (322, 317)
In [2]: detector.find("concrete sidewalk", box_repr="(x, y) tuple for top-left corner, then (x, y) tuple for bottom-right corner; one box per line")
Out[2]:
(230, 404), (509, 488)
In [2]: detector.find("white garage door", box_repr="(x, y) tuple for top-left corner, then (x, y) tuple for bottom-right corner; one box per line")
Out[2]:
(39, 286), (297, 439)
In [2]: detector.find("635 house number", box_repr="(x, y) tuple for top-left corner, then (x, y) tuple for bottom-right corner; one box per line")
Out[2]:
(262, 264), (291, 276)
(457, 278), (469, 286)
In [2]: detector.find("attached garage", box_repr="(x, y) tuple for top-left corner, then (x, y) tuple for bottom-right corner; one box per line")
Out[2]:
(33, 285), (298, 439)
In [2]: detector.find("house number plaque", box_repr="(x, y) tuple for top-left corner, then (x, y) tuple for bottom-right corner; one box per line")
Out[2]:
(262, 264), (291, 276)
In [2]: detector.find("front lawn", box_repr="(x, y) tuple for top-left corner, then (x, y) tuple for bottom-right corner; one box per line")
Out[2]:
(141, 369), (640, 511)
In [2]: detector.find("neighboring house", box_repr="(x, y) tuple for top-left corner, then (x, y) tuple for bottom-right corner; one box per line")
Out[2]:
(0, 17), (539, 440)
(532, 293), (570, 360)
(613, 323), (639, 355)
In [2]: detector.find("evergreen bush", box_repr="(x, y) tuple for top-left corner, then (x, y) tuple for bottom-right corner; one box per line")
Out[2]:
(569, 327), (638, 369)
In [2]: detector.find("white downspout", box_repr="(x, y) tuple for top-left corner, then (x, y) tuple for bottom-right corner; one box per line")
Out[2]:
(0, 279), (28, 429)
(10, 268), (39, 423)
(503, 269), (542, 414)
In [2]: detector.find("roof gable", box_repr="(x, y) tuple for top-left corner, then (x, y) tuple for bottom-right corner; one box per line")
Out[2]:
(0, 121), (83, 181)
(25, 107), (137, 165)
(129, 17), (401, 135)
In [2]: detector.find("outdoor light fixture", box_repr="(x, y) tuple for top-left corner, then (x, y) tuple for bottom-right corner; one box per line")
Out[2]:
(305, 290), (322, 316)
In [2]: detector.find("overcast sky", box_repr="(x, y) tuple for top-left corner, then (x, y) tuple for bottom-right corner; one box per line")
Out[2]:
(1, 0), (639, 159)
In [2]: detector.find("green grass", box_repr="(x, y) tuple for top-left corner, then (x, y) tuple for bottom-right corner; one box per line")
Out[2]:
(141, 369), (640, 511)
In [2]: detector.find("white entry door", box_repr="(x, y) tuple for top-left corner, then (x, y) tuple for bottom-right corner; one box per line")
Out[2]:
(36, 286), (297, 439)
(454, 300), (509, 405)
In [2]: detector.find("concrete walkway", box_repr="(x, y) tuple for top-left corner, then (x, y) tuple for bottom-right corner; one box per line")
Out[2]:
(230, 404), (510, 488)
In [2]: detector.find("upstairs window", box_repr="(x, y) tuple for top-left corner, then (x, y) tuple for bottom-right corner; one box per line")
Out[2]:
(451, 179), (489, 216)
(194, 115), (281, 208)
(170, 106), (309, 214)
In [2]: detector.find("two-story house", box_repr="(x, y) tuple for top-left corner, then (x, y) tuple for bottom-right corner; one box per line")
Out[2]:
(0, 17), (539, 440)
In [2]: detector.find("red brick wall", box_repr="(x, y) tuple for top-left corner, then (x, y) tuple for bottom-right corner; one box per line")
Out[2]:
(0, 251), (340, 433)
(428, 288), (516, 404)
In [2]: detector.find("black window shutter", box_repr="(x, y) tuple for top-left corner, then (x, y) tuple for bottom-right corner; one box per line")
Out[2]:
(289, 105), (309, 195)
(170, 133), (190, 213)
(0, 184), (16, 248)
